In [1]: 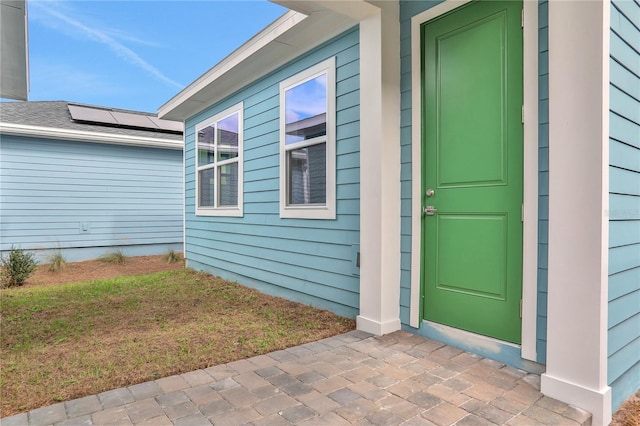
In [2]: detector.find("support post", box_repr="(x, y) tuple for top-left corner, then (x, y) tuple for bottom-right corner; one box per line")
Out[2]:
(357, 2), (402, 335)
(542, 2), (611, 424)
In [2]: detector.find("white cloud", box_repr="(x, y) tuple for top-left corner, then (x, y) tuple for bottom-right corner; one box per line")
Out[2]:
(285, 75), (327, 123)
(30, 1), (183, 90)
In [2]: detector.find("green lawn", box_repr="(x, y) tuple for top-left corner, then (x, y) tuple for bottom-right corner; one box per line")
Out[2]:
(0, 269), (354, 416)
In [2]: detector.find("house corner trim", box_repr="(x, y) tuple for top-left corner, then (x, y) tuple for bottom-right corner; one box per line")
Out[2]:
(543, 1), (611, 424)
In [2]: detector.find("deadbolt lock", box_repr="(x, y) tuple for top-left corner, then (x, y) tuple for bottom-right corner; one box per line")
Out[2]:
(423, 205), (437, 216)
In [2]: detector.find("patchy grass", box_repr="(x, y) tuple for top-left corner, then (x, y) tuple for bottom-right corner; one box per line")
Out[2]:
(98, 249), (127, 265)
(46, 251), (67, 273)
(0, 269), (354, 416)
(164, 249), (184, 264)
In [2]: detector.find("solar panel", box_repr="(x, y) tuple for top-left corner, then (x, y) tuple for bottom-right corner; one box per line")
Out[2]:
(68, 104), (118, 125)
(67, 103), (182, 133)
(148, 116), (183, 132)
(110, 110), (159, 129)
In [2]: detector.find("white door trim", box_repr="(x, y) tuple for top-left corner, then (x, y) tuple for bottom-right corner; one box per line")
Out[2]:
(409, 0), (539, 361)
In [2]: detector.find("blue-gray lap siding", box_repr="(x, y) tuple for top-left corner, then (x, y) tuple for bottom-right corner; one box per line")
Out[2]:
(0, 135), (184, 261)
(183, 28), (360, 319)
(608, 0), (640, 411)
(398, 1), (549, 364)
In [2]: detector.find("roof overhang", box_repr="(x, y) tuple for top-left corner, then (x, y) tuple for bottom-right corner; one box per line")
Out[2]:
(158, 4), (366, 121)
(1, 0), (29, 100)
(0, 122), (183, 150)
(271, 1), (379, 21)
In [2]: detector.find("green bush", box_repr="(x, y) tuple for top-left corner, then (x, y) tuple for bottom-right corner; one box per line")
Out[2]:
(1, 247), (38, 287)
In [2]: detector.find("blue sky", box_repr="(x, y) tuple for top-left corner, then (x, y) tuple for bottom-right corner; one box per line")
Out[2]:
(24, 1), (287, 113)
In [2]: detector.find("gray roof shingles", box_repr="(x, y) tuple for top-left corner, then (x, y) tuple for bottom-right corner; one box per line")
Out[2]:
(0, 100), (182, 141)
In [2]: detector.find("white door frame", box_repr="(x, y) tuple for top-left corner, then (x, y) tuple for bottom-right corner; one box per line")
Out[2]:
(409, 0), (539, 361)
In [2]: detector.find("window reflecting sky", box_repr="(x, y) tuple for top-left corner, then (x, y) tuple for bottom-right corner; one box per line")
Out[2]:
(285, 74), (327, 125)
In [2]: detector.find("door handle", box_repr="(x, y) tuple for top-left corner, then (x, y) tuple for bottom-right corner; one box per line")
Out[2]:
(423, 205), (437, 216)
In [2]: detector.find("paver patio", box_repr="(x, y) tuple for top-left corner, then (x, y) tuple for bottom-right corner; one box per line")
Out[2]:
(1, 330), (592, 425)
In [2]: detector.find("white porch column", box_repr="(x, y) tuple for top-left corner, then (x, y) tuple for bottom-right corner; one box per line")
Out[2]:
(542, 1), (611, 425)
(356, 2), (402, 335)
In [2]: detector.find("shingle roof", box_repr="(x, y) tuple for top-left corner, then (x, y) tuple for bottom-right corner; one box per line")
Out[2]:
(0, 100), (183, 141)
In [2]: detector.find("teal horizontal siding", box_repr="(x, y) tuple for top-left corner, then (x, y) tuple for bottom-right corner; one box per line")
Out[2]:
(609, 292), (640, 330)
(608, 0), (640, 411)
(536, 0), (550, 365)
(183, 28), (360, 319)
(609, 318), (640, 373)
(398, 1), (429, 326)
(611, 112), (640, 149)
(0, 135), (183, 261)
(611, 138), (640, 171)
(610, 220), (640, 247)
(186, 236), (358, 291)
(610, 268), (640, 301)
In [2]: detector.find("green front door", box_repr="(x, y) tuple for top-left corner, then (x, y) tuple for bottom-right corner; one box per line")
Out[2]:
(421, 1), (524, 344)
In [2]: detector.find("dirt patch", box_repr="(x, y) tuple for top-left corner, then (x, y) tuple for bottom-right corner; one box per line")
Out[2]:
(26, 254), (184, 287)
(612, 391), (640, 426)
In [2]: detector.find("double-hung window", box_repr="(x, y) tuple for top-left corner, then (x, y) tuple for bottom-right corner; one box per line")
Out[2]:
(279, 57), (336, 219)
(195, 102), (243, 216)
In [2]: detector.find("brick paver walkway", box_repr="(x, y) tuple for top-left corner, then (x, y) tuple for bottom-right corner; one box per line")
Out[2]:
(2, 330), (591, 425)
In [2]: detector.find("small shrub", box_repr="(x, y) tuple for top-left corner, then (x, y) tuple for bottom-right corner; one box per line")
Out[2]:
(47, 251), (67, 273)
(99, 249), (127, 265)
(1, 247), (38, 287)
(164, 249), (184, 264)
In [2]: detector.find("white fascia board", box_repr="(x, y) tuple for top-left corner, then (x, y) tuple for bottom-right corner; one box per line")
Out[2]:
(274, 0), (379, 21)
(158, 11), (306, 120)
(0, 122), (183, 150)
(158, 8), (357, 121)
(270, 1), (324, 15)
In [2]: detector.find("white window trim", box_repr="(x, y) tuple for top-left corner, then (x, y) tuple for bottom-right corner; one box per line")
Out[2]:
(195, 102), (244, 217)
(279, 57), (336, 220)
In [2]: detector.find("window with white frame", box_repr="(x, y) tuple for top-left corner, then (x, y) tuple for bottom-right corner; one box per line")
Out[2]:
(279, 57), (336, 219)
(195, 102), (243, 216)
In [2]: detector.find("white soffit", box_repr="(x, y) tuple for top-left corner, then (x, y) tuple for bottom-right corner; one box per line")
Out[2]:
(158, 8), (357, 121)
(274, 0), (379, 21)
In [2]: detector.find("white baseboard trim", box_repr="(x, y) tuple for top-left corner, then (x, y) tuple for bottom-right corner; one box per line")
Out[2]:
(541, 373), (611, 426)
(356, 315), (401, 336)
